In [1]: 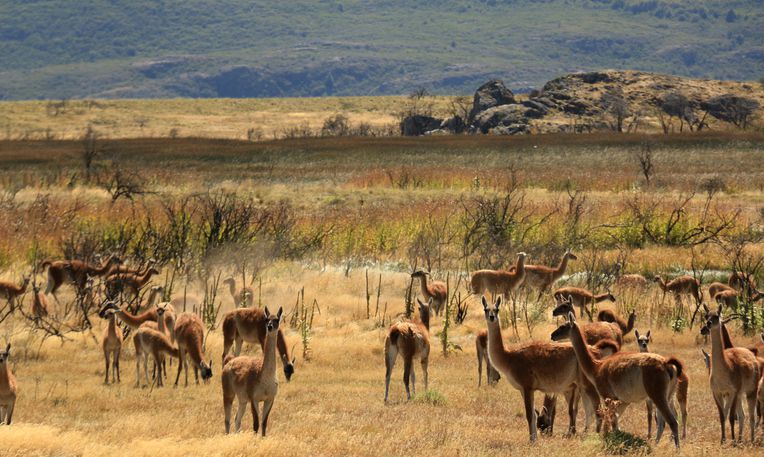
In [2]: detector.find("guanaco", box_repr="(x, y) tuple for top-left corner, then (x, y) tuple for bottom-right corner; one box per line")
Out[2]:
(223, 277), (254, 308)
(476, 329), (500, 386)
(384, 298), (431, 402)
(221, 307), (295, 381)
(700, 304), (760, 443)
(533, 338), (621, 436)
(101, 308), (123, 384)
(105, 258), (156, 278)
(222, 306), (283, 436)
(173, 313), (213, 387)
(564, 311), (682, 447)
(616, 273), (648, 289)
(470, 252), (527, 299)
(728, 271), (758, 297)
(133, 326), (179, 388)
(411, 270), (448, 316)
(0, 276), (30, 311)
(482, 296), (601, 441)
(0, 344), (16, 425)
(98, 301), (172, 332)
(105, 267), (160, 300)
(522, 250), (577, 299)
(552, 300), (623, 348)
(597, 309), (636, 336)
(553, 286), (615, 321)
(635, 329), (689, 439)
(31, 285), (49, 319)
(40, 254), (120, 298)
(653, 275), (703, 322)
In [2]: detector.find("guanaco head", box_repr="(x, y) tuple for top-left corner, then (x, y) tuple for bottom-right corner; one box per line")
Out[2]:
(551, 297), (574, 317)
(535, 403), (554, 435)
(604, 292), (616, 302)
(481, 295), (502, 323)
(550, 320), (573, 341)
(565, 250), (578, 261)
(652, 275), (663, 283)
(146, 267), (160, 276)
(634, 329), (651, 352)
(156, 302), (167, 317)
(0, 343), (9, 365)
(222, 277), (235, 286)
(410, 270), (429, 279)
(98, 300), (120, 319)
(700, 304), (722, 336)
(199, 359), (213, 383)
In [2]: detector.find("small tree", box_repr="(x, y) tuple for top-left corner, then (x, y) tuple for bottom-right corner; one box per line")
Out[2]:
(321, 114), (350, 137)
(81, 125), (99, 182)
(601, 90), (630, 133)
(634, 140), (655, 186)
(702, 95), (760, 130)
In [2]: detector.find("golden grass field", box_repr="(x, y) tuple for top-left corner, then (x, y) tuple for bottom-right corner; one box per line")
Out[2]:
(0, 121), (763, 455)
(0, 265), (763, 457)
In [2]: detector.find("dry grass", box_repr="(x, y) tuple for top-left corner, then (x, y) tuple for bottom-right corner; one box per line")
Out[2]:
(1, 266), (763, 456)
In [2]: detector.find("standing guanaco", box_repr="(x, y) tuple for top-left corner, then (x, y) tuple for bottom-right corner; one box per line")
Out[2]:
(221, 307), (295, 381)
(105, 267), (160, 300)
(0, 344), (16, 425)
(470, 252), (527, 299)
(222, 306), (282, 436)
(384, 298), (431, 402)
(653, 275), (703, 323)
(553, 286), (615, 321)
(40, 254), (120, 299)
(523, 250), (577, 300)
(223, 277), (254, 308)
(174, 313), (213, 387)
(564, 312), (682, 448)
(475, 329), (500, 386)
(133, 326), (178, 388)
(0, 276), (30, 311)
(31, 285), (50, 319)
(411, 271), (448, 316)
(635, 329), (689, 439)
(101, 308), (123, 384)
(700, 304), (760, 443)
(551, 300), (624, 348)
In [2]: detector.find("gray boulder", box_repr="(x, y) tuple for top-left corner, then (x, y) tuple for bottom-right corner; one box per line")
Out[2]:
(400, 115), (443, 136)
(469, 79), (516, 122)
(441, 115), (466, 133)
(473, 104), (530, 134)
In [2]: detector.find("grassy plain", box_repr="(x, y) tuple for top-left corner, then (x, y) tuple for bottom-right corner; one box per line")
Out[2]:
(0, 132), (763, 455)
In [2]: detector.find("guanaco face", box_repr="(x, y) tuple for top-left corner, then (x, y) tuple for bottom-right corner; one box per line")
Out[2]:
(0, 344), (9, 365)
(635, 330), (651, 352)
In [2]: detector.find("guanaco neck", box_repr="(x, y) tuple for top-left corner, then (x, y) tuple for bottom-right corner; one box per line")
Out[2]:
(553, 254), (570, 280)
(107, 313), (118, 337)
(568, 322), (599, 381)
(0, 363), (10, 389)
(226, 280), (237, 299)
(276, 330), (291, 367)
(137, 269), (155, 285)
(709, 322), (732, 373)
(593, 293), (611, 303)
(418, 309), (430, 332)
(116, 308), (154, 329)
(417, 276), (431, 298)
(262, 329), (279, 380)
(514, 254), (526, 278)
(624, 313), (636, 333)
(92, 256), (114, 276)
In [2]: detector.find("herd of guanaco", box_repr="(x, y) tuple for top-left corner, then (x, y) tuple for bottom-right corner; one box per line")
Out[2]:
(2, 249), (764, 447)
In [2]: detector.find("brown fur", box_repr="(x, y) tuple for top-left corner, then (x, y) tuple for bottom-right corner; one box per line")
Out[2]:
(565, 312), (682, 448)
(105, 267), (160, 299)
(714, 289), (739, 311)
(616, 274), (648, 289)
(411, 271), (448, 316)
(476, 329), (500, 386)
(384, 299), (431, 402)
(553, 286), (615, 321)
(222, 307), (282, 436)
(597, 309), (636, 335)
(0, 344), (17, 425)
(483, 296), (601, 441)
(101, 309), (123, 384)
(223, 277), (254, 308)
(654, 274), (703, 306)
(133, 327), (179, 388)
(635, 329), (689, 439)
(708, 281), (734, 300)
(728, 271), (757, 296)
(31, 285), (49, 318)
(40, 254), (120, 297)
(173, 313), (213, 387)
(0, 277), (29, 311)
(221, 307), (295, 381)
(522, 250), (576, 297)
(470, 252), (526, 299)
(700, 304), (761, 443)
(552, 301), (623, 348)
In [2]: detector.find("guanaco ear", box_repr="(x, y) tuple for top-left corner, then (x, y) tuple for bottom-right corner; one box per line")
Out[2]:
(703, 303), (709, 315)
(417, 298), (425, 307)
(5, 343), (9, 353)
(291, 356), (296, 364)
(276, 307), (283, 320)
(634, 330), (640, 339)
(540, 405), (547, 415)
(481, 296), (489, 311)
(716, 304), (723, 316)
(646, 330), (651, 340)
(494, 296), (502, 310)
(567, 311), (576, 323)
(264, 306), (271, 317)
(427, 297), (433, 306)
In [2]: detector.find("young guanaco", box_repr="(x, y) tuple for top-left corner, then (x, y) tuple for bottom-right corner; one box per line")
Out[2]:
(222, 306), (283, 436)
(0, 344), (16, 425)
(0, 276), (30, 312)
(133, 326), (179, 388)
(384, 298), (431, 402)
(101, 308), (123, 384)
(523, 250), (577, 300)
(470, 252), (527, 300)
(411, 271), (448, 316)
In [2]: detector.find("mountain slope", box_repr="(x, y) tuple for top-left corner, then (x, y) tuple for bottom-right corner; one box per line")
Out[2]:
(1, 0), (763, 99)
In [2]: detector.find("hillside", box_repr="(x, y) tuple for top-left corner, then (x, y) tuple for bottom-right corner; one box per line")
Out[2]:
(1, 0), (763, 100)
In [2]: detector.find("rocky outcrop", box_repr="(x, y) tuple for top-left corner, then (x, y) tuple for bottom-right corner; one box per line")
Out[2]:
(400, 115), (443, 136)
(472, 104), (531, 134)
(468, 79), (516, 122)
